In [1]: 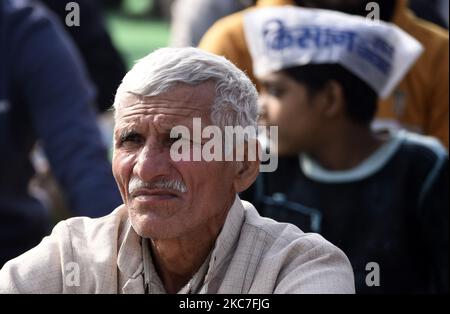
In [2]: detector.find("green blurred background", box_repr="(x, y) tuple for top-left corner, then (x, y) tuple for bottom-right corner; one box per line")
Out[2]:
(105, 0), (171, 69)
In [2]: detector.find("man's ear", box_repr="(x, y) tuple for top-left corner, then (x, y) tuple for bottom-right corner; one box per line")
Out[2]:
(317, 80), (345, 118)
(233, 139), (260, 193)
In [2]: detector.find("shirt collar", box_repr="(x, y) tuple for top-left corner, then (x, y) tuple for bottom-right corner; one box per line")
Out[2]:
(117, 208), (143, 280)
(204, 195), (245, 282)
(117, 195), (246, 293)
(141, 237), (212, 294)
(299, 130), (404, 183)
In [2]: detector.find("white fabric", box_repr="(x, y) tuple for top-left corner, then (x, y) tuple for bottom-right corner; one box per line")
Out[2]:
(243, 6), (424, 98)
(0, 196), (355, 294)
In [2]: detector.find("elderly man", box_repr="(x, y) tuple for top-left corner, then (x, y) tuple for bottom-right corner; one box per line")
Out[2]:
(0, 48), (354, 294)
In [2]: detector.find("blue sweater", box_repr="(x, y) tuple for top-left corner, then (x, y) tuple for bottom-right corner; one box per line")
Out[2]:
(0, 0), (122, 265)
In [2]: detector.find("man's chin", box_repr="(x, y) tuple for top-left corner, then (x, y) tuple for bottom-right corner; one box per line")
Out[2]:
(130, 214), (180, 240)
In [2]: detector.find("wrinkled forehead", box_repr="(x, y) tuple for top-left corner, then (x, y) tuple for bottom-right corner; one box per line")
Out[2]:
(115, 82), (215, 114)
(114, 82), (216, 130)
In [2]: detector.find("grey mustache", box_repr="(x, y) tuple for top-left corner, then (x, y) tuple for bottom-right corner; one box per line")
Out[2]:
(128, 177), (187, 195)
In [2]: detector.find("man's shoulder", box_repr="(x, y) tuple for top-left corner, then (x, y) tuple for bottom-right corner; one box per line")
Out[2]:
(395, 131), (448, 204)
(52, 205), (128, 263)
(2, 0), (58, 38)
(63, 205), (127, 240)
(408, 11), (449, 43)
(396, 131), (448, 165)
(237, 200), (355, 293)
(399, 9), (449, 59)
(0, 205), (127, 293)
(241, 200), (341, 254)
(204, 9), (246, 36)
(199, 9), (247, 53)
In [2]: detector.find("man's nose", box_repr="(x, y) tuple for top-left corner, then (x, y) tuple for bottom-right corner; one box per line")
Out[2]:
(133, 142), (172, 182)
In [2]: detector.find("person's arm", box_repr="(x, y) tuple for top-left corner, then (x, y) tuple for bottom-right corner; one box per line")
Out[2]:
(0, 211), (123, 294)
(426, 39), (449, 149)
(40, 0), (127, 112)
(12, 3), (121, 217)
(418, 155), (449, 293)
(274, 241), (356, 294)
(0, 221), (68, 293)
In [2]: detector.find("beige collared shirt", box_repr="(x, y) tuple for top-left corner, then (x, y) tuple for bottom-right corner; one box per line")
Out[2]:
(141, 237), (211, 294)
(0, 197), (355, 293)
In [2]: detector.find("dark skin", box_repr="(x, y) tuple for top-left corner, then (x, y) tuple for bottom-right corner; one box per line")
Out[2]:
(259, 71), (387, 171)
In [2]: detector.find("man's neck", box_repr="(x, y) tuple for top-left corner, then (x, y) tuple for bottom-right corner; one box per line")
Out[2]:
(149, 206), (231, 293)
(309, 123), (386, 171)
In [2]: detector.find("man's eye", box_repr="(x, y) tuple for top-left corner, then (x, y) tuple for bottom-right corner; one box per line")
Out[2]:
(119, 132), (144, 146)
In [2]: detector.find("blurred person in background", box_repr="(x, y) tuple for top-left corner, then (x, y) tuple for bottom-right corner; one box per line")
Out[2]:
(199, 0), (450, 149)
(243, 6), (448, 293)
(170, 0), (252, 47)
(40, 0), (127, 113)
(0, 0), (122, 267)
(33, 0), (127, 220)
(409, 0), (448, 29)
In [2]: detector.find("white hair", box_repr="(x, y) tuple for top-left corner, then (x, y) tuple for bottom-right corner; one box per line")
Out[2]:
(113, 47), (258, 129)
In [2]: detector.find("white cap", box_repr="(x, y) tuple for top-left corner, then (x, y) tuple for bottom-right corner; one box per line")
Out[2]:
(243, 6), (423, 98)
